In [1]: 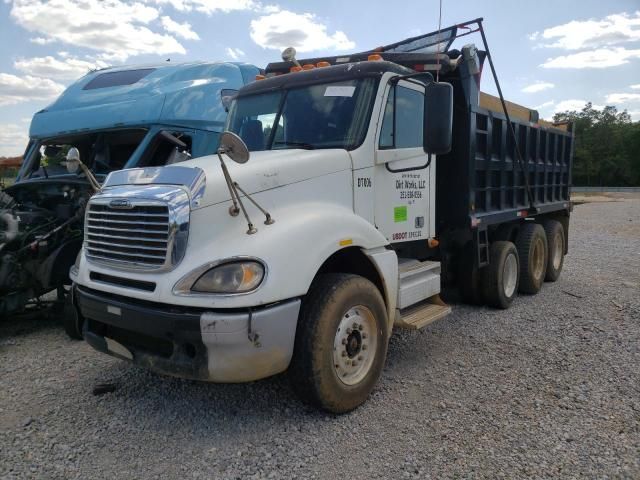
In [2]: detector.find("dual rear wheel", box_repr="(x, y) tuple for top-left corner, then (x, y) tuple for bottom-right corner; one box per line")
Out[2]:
(459, 219), (565, 309)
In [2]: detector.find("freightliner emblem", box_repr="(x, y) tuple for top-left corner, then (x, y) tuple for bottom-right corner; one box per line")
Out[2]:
(109, 199), (134, 209)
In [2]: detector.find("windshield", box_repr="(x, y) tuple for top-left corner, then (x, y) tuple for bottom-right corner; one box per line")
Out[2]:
(226, 78), (378, 151)
(24, 129), (148, 179)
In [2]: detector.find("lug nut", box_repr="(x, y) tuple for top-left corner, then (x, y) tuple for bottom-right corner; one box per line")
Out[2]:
(341, 351), (347, 357)
(346, 328), (352, 334)
(358, 355), (363, 361)
(352, 361), (358, 367)
(335, 364), (340, 369)
(342, 338), (347, 345)
(358, 324), (363, 331)
(362, 345), (368, 351)
(353, 322), (358, 329)
(362, 333), (367, 339)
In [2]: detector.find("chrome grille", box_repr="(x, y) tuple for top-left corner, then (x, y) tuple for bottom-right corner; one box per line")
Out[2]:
(86, 203), (170, 267)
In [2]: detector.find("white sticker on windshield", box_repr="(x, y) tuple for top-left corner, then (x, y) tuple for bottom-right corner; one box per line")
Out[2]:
(324, 86), (356, 97)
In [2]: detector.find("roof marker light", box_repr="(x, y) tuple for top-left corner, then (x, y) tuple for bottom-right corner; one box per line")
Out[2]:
(368, 54), (383, 61)
(290, 66), (302, 73)
(302, 64), (315, 70)
(316, 61), (330, 68)
(255, 74), (266, 81)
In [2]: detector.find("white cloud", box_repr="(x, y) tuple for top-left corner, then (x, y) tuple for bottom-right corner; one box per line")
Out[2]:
(627, 111), (640, 121)
(631, 84), (640, 90)
(30, 36), (53, 45)
(605, 92), (640, 104)
(225, 47), (245, 60)
(541, 47), (640, 69)
(534, 100), (555, 110)
(535, 11), (640, 50)
(0, 123), (29, 157)
(149, 0), (258, 15)
(553, 99), (588, 113)
(0, 73), (65, 107)
(9, 0), (186, 61)
(14, 55), (107, 81)
(160, 16), (199, 40)
(522, 82), (555, 93)
(250, 10), (355, 52)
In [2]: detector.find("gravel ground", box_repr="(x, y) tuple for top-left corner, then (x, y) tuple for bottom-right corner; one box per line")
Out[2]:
(1, 198), (639, 479)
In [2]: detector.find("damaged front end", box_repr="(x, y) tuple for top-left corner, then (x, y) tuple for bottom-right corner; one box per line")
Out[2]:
(0, 180), (90, 318)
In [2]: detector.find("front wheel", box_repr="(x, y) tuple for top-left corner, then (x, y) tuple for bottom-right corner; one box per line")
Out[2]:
(289, 273), (388, 414)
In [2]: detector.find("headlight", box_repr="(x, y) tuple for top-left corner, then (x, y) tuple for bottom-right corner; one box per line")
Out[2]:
(191, 261), (264, 294)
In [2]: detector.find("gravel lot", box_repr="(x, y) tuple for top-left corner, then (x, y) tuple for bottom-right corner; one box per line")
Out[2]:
(1, 198), (639, 479)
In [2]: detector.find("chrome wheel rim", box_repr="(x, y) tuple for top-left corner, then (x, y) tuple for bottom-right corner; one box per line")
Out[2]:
(532, 237), (545, 280)
(503, 252), (518, 298)
(552, 232), (563, 270)
(333, 305), (378, 386)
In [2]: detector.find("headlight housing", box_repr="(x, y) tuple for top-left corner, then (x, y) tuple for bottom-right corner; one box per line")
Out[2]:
(189, 260), (265, 294)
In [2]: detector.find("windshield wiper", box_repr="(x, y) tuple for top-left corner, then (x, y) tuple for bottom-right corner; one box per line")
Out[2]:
(273, 141), (315, 150)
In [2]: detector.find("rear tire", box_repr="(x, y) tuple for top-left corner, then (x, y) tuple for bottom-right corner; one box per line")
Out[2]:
(289, 273), (388, 414)
(458, 246), (484, 305)
(516, 223), (548, 294)
(482, 241), (519, 309)
(542, 220), (565, 282)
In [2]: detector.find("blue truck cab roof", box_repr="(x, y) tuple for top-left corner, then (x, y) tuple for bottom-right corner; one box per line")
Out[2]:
(17, 61), (259, 182)
(29, 61), (260, 139)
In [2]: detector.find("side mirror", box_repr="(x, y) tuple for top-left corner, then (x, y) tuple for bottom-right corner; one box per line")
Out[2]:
(65, 147), (81, 173)
(218, 131), (249, 164)
(424, 82), (453, 155)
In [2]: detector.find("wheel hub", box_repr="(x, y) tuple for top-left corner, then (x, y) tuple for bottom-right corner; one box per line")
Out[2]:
(502, 252), (518, 298)
(333, 306), (378, 386)
(346, 330), (362, 357)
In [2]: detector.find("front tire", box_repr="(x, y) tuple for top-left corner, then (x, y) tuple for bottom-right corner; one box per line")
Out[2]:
(289, 273), (388, 414)
(63, 287), (84, 340)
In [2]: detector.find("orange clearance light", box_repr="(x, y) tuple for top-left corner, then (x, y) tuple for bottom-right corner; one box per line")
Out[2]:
(290, 66), (302, 73)
(428, 238), (440, 248)
(368, 54), (383, 61)
(255, 74), (266, 81)
(316, 61), (330, 68)
(302, 64), (315, 70)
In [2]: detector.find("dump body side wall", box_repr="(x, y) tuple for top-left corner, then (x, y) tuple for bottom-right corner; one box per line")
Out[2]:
(436, 84), (573, 236)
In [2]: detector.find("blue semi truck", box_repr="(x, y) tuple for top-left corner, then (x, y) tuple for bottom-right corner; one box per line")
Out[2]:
(0, 61), (259, 318)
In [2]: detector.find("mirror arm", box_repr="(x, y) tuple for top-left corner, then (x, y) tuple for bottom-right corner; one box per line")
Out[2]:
(78, 162), (101, 193)
(217, 152), (257, 235)
(389, 71), (434, 87)
(233, 182), (275, 225)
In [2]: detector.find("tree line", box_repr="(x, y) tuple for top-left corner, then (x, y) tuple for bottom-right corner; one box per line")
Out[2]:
(553, 103), (640, 187)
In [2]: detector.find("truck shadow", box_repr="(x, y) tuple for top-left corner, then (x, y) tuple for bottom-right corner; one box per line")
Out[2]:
(0, 311), (61, 339)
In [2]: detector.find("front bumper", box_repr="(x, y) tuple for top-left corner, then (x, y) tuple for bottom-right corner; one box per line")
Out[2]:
(76, 286), (301, 382)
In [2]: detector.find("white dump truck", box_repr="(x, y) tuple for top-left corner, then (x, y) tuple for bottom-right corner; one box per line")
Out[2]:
(71, 21), (573, 412)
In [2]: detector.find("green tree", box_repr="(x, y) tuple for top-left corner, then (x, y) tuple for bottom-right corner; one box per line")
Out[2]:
(553, 103), (640, 186)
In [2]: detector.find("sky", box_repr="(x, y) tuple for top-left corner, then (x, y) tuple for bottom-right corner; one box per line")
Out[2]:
(0, 0), (639, 156)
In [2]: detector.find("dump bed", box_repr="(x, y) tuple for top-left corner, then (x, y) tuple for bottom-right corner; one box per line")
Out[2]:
(436, 92), (573, 232)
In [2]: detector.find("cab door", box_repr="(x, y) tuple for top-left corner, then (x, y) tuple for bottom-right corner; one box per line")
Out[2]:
(374, 80), (434, 243)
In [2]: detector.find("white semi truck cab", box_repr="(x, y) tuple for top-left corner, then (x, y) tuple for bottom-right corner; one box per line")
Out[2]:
(72, 23), (573, 413)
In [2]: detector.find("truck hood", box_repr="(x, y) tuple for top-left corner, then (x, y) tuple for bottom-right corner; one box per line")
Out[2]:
(178, 148), (352, 209)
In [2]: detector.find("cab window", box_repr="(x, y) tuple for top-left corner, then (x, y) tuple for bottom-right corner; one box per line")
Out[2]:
(379, 85), (424, 149)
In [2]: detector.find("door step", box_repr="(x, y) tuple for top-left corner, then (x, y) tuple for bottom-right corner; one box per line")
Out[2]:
(395, 297), (451, 330)
(397, 258), (441, 309)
